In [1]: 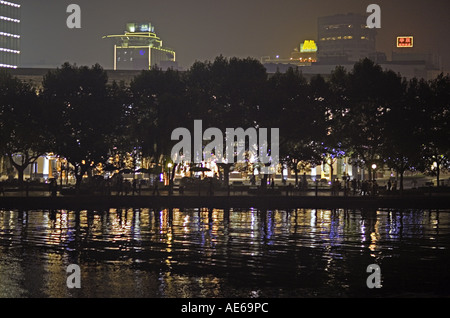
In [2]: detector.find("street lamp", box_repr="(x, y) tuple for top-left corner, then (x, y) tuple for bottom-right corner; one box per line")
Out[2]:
(371, 164), (377, 181)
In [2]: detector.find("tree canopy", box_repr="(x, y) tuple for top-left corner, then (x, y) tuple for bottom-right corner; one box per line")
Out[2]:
(0, 57), (449, 189)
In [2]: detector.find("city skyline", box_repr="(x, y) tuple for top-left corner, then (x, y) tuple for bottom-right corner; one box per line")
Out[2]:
(20, 0), (450, 71)
(1, 0), (450, 303)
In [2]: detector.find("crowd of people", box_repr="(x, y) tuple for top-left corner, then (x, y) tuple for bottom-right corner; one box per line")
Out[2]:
(330, 177), (399, 196)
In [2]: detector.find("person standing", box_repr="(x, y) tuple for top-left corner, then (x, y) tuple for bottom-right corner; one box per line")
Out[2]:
(153, 179), (160, 196)
(352, 178), (357, 195)
(132, 179), (137, 195)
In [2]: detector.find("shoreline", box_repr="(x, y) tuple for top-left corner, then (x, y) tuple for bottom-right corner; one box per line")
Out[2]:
(0, 194), (449, 210)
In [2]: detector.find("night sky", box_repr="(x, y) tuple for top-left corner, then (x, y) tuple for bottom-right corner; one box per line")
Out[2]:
(20, 0), (450, 71)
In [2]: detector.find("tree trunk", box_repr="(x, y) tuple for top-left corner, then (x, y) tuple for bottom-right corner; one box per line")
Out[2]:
(329, 163), (334, 182)
(261, 174), (268, 190)
(17, 167), (25, 188)
(399, 170), (404, 195)
(8, 156), (27, 189)
(170, 163), (177, 183)
(74, 164), (86, 192)
(75, 174), (83, 191)
(294, 167), (299, 187)
(436, 163), (440, 188)
(218, 163), (232, 188)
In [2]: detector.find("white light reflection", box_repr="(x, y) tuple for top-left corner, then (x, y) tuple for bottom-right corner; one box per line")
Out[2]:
(310, 209), (317, 227)
(183, 215), (190, 233)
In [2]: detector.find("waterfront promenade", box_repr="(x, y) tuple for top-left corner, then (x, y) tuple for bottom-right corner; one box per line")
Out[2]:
(0, 185), (449, 210)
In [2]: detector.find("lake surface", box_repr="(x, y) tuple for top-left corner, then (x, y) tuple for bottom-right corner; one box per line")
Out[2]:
(0, 207), (449, 298)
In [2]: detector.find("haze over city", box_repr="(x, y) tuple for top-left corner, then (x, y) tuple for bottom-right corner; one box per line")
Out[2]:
(21, 0), (450, 71)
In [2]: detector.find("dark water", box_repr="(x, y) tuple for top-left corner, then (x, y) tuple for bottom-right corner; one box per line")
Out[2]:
(0, 207), (449, 298)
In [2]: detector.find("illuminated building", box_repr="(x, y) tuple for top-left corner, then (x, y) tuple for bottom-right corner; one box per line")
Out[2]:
(261, 40), (318, 71)
(290, 40), (318, 63)
(0, 0), (20, 69)
(317, 13), (377, 64)
(103, 22), (177, 71)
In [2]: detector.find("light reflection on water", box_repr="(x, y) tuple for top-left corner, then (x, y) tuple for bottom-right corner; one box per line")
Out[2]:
(0, 208), (449, 298)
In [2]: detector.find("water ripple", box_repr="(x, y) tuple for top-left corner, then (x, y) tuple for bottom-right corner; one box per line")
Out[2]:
(0, 208), (449, 297)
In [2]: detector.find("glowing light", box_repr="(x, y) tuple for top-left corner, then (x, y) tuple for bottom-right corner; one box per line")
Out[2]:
(300, 40), (318, 52)
(0, 16), (20, 23)
(0, 63), (17, 68)
(0, 47), (20, 54)
(0, 31), (20, 38)
(397, 36), (414, 48)
(0, 1), (20, 8)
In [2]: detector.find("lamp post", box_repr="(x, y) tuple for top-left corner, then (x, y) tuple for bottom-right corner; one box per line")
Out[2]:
(371, 163), (377, 196)
(371, 164), (377, 181)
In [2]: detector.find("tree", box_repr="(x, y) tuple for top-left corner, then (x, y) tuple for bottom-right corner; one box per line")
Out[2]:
(324, 66), (353, 182)
(0, 71), (45, 186)
(309, 74), (340, 182)
(417, 74), (450, 187)
(334, 59), (401, 181)
(185, 56), (269, 186)
(129, 67), (188, 182)
(382, 77), (421, 192)
(41, 63), (122, 191)
(264, 68), (326, 186)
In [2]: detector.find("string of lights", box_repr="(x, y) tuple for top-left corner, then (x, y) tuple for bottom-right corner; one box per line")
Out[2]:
(0, 0), (20, 69)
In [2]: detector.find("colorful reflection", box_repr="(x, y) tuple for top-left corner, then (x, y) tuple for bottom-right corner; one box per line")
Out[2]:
(0, 208), (449, 297)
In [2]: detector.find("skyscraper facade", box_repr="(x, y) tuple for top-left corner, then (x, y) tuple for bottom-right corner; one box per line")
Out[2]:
(0, 0), (20, 69)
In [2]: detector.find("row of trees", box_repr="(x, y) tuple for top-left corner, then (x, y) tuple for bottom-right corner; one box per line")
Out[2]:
(0, 57), (449, 191)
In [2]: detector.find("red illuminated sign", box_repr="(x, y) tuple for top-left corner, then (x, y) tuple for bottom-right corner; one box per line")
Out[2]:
(397, 36), (414, 48)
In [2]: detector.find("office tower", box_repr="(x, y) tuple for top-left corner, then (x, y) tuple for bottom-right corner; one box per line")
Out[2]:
(318, 13), (376, 64)
(0, 0), (20, 69)
(104, 22), (176, 71)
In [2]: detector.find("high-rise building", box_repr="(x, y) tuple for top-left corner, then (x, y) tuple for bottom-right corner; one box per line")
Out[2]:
(0, 0), (21, 69)
(103, 22), (177, 71)
(317, 13), (376, 64)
